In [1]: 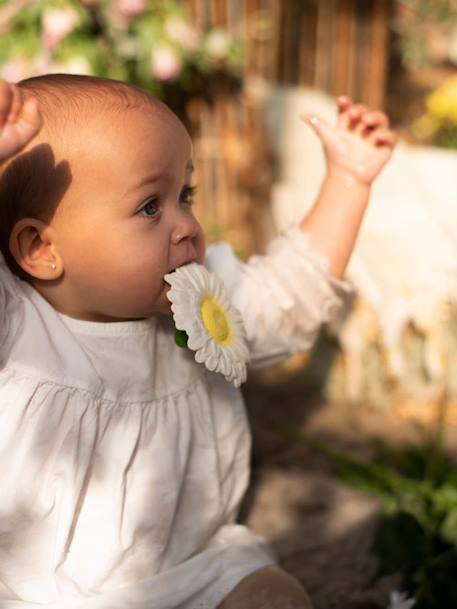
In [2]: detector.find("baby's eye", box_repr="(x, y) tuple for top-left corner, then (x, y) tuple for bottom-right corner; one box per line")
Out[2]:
(138, 198), (160, 218)
(180, 185), (197, 205)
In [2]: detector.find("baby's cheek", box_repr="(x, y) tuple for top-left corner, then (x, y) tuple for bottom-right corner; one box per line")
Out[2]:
(196, 231), (206, 264)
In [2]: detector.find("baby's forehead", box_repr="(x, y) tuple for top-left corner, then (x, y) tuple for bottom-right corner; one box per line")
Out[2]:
(71, 103), (177, 150)
(20, 75), (180, 143)
(21, 75), (160, 114)
(20, 79), (188, 171)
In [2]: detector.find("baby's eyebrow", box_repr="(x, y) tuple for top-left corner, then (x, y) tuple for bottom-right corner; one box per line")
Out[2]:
(129, 162), (194, 194)
(129, 174), (162, 193)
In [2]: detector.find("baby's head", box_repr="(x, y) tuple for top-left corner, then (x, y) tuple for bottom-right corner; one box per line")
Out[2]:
(0, 74), (205, 321)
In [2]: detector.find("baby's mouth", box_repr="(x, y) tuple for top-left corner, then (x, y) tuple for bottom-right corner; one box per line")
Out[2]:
(164, 261), (197, 289)
(167, 260), (196, 275)
(163, 265), (183, 285)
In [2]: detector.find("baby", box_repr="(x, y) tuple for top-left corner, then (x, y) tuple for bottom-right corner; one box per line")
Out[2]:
(0, 75), (395, 609)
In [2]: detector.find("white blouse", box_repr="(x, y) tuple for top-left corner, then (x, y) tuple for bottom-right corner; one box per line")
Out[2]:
(0, 229), (349, 609)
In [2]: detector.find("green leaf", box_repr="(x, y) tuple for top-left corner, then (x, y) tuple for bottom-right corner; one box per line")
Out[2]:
(373, 511), (428, 575)
(414, 548), (457, 609)
(174, 329), (188, 349)
(440, 510), (457, 545)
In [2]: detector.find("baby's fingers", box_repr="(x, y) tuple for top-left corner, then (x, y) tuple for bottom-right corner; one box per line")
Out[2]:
(16, 95), (42, 137)
(0, 81), (14, 127)
(368, 127), (397, 148)
(338, 100), (368, 131)
(362, 110), (389, 131)
(300, 113), (336, 147)
(336, 95), (353, 122)
(6, 85), (24, 125)
(0, 93), (42, 163)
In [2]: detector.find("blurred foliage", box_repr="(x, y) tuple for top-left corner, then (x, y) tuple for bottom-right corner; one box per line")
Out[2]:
(414, 74), (457, 148)
(288, 428), (457, 608)
(0, 0), (243, 102)
(393, 0), (457, 69)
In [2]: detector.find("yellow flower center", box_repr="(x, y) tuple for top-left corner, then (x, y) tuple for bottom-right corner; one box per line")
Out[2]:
(201, 296), (234, 346)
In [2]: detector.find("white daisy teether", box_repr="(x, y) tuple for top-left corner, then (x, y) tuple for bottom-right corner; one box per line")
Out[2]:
(164, 263), (249, 387)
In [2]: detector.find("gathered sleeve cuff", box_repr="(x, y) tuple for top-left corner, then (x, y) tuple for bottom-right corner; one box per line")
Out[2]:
(205, 227), (352, 368)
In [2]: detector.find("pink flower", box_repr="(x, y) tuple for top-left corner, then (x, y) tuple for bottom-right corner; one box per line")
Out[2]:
(151, 46), (182, 81)
(165, 18), (200, 52)
(116, 0), (147, 18)
(1, 58), (32, 82)
(42, 7), (80, 51)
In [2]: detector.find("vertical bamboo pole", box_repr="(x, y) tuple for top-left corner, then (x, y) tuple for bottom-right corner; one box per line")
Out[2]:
(212, 0), (226, 26)
(335, 0), (354, 97)
(245, 0), (259, 78)
(327, 0), (339, 94)
(299, 0), (317, 87)
(269, 0), (281, 82)
(226, 0), (244, 35)
(315, 0), (333, 91)
(353, 0), (373, 102)
(276, 0), (286, 81)
(367, 0), (391, 109)
(284, 2), (303, 84)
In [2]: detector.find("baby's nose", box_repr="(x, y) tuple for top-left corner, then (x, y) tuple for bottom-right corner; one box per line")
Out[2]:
(171, 212), (201, 245)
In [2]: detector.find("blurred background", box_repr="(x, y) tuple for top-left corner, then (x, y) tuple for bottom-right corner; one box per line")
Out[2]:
(2, 0), (457, 419)
(2, 2), (457, 607)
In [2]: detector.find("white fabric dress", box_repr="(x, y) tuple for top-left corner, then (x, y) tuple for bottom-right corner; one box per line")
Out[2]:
(0, 228), (349, 609)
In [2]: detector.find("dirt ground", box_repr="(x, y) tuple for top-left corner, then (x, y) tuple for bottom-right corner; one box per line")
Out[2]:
(238, 367), (435, 609)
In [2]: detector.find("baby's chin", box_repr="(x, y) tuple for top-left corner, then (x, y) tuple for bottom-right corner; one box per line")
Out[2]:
(152, 289), (174, 316)
(157, 302), (173, 316)
(128, 280), (176, 318)
(119, 293), (173, 320)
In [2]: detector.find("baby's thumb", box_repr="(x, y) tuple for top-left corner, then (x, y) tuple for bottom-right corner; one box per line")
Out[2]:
(22, 96), (42, 130)
(300, 113), (334, 145)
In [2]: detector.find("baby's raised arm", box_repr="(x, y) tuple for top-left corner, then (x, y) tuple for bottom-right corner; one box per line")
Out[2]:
(206, 98), (396, 368)
(300, 96), (396, 278)
(0, 80), (42, 164)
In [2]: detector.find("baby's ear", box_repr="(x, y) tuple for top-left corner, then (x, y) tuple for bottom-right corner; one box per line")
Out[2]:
(9, 218), (63, 280)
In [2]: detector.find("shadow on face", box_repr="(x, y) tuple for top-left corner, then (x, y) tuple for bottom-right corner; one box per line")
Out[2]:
(0, 143), (72, 278)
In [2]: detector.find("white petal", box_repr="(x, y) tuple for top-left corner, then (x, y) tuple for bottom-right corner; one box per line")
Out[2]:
(207, 339), (221, 358)
(387, 591), (416, 609)
(195, 347), (210, 364)
(204, 353), (220, 372)
(232, 341), (250, 364)
(216, 349), (232, 376)
(187, 332), (209, 351)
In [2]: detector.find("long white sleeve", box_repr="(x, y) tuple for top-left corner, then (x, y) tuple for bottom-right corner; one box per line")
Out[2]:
(205, 228), (352, 368)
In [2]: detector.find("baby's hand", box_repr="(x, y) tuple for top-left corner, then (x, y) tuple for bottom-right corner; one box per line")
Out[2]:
(302, 96), (396, 185)
(0, 81), (42, 164)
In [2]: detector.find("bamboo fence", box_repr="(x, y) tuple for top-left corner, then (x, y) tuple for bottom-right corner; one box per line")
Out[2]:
(182, 0), (393, 254)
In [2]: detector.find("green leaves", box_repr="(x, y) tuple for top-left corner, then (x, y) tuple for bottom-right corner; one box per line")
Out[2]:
(374, 511), (428, 575)
(287, 429), (457, 607)
(436, 485), (457, 544)
(342, 449), (457, 606)
(0, 0), (243, 101)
